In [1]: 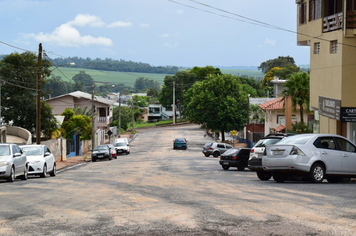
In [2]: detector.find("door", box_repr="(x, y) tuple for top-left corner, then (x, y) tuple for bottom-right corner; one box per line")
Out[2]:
(316, 137), (342, 173)
(334, 137), (356, 173)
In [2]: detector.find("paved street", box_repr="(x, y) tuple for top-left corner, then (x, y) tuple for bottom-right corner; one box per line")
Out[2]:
(0, 124), (356, 235)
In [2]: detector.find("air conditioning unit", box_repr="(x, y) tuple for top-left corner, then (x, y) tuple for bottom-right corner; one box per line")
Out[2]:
(296, 0), (303, 3)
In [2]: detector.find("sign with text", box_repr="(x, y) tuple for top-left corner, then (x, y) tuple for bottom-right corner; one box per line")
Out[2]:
(340, 107), (356, 122)
(318, 96), (340, 121)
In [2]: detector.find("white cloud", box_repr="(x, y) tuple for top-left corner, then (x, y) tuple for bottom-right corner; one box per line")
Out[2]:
(160, 34), (170, 38)
(140, 23), (149, 28)
(24, 15), (113, 47)
(69, 14), (105, 27)
(164, 43), (177, 48)
(264, 38), (276, 47)
(177, 9), (184, 14)
(107, 21), (132, 28)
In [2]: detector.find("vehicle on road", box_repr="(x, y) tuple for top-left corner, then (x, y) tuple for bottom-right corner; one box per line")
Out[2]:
(114, 141), (130, 155)
(202, 142), (233, 157)
(173, 138), (188, 150)
(0, 143), (28, 182)
(107, 144), (117, 159)
(219, 148), (251, 171)
(262, 133), (356, 183)
(20, 144), (56, 178)
(92, 145), (112, 162)
(248, 136), (286, 181)
(114, 138), (129, 145)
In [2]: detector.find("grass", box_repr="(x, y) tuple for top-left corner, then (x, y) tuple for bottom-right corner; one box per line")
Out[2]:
(51, 67), (265, 88)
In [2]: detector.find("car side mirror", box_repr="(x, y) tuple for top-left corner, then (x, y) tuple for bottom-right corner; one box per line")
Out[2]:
(44, 152), (51, 156)
(13, 152), (21, 157)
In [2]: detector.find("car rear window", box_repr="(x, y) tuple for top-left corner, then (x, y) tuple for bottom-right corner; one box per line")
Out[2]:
(175, 138), (185, 142)
(277, 134), (312, 145)
(204, 142), (213, 148)
(223, 148), (240, 155)
(255, 138), (282, 147)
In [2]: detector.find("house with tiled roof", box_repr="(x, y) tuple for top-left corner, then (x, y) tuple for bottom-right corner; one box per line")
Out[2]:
(259, 97), (309, 134)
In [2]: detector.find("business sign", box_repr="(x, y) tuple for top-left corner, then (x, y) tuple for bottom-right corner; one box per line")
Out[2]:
(318, 96), (340, 121)
(341, 107), (356, 122)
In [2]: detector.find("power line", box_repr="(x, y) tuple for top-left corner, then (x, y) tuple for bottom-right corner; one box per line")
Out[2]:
(0, 40), (37, 53)
(168, 0), (356, 49)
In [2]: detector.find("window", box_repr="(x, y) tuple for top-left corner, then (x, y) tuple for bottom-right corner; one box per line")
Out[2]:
(309, 0), (322, 21)
(314, 42), (320, 54)
(299, 3), (307, 25)
(314, 137), (336, 149)
(335, 138), (356, 152)
(330, 40), (338, 53)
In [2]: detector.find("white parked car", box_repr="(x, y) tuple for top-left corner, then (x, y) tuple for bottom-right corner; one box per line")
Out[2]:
(20, 145), (56, 178)
(262, 134), (356, 183)
(114, 140), (130, 155)
(0, 143), (28, 182)
(114, 138), (129, 145)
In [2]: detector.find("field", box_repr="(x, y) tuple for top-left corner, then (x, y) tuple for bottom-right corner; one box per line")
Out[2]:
(50, 67), (264, 88)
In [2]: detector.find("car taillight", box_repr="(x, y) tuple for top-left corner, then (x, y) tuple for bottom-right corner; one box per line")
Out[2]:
(232, 155), (238, 160)
(290, 146), (305, 155)
(209, 147), (213, 150)
(250, 149), (254, 153)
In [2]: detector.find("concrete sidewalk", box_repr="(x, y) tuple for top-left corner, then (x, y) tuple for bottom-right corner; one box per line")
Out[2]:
(56, 133), (133, 170)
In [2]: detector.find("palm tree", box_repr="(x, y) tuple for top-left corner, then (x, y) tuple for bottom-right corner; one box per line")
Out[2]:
(73, 106), (93, 117)
(281, 72), (310, 123)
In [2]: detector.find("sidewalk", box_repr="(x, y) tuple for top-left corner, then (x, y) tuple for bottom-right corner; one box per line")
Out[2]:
(56, 133), (133, 171)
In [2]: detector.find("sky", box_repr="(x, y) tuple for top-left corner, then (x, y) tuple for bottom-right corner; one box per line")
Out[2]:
(0, 0), (311, 68)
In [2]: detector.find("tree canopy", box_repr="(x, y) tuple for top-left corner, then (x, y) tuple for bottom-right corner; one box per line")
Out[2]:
(61, 108), (92, 140)
(0, 52), (57, 135)
(258, 56), (296, 74)
(184, 74), (250, 141)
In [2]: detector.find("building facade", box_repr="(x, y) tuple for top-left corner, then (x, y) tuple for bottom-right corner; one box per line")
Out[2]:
(296, 0), (356, 142)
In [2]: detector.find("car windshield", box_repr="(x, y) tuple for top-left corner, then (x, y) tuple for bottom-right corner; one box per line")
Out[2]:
(0, 145), (10, 156)
(115, 142), (126, 147)
(277, 134), (312, 145)
(94, 146), (108, 151)
(22, 147), (42, 156)
(255, 138), (281, 147)
(223, 148), (240, 155)
(107, 145), (114, 149)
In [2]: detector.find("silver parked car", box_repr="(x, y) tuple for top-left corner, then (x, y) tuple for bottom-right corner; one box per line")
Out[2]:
(0, 143), (28, 182)
(20, 145), (56, 178)
(202, 142), (233, 157)
(262, 134), (356, 183)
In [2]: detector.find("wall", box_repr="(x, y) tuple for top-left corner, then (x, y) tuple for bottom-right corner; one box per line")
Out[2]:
(6, 125), (32, 144)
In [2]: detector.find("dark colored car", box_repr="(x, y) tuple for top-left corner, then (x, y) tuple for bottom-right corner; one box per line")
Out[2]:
(173, 138), (187, 150)
(92, 145), (112, 162)
(219, 148), (251, 171)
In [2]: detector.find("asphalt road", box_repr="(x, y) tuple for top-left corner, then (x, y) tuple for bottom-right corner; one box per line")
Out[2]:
(0, 124), (356, 236)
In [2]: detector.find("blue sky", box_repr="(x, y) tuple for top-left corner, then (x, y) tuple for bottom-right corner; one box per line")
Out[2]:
(0, 0), (310, 68)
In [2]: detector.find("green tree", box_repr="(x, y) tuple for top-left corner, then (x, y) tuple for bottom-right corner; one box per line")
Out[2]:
(147, 87), (159, 98)
(0, 52), (57, 135)
(72, 71), (94, 93)
(281, 72), (310, 123)
(258, 56), (296, 74)
(60, 108), (92, 140)
(184, 74), (249, 141)
(188, 66), (222, 81)
(111, 106), (132, 131)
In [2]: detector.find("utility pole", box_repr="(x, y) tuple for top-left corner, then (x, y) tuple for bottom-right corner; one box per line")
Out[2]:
(131, 96), (134, 134)
(36, 43), (42, 144)
(91, 84), (95, 149)
(173, 81), (175, 124)
(118, 93), (121, 138)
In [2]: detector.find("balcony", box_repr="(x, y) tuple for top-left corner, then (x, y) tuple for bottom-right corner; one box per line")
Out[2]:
(323, 12), (343, 33)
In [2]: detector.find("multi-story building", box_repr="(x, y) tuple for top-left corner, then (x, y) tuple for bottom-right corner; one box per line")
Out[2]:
(296, 0), (356, 142)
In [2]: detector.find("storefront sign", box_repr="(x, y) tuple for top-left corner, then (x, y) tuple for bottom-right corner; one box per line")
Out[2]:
(341, 107), (356, 122)
(318, 96), (340, 121)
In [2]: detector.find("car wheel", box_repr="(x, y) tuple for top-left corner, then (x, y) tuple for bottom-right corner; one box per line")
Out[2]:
(20, 165), (28, 180)
(49, 164), (56, 177)
(92, 157), (97, 162)
(273, 171), (287, 183)
(222, 166), (230, 170)
(40, 165), (47, 178)
(213, 152), (220, 158)
(6, 166), (15, 182)
(257, 171), (272, 181)
(109, 156), (112, 160)
(309, 163), (325, 183)
(204, 154), (209, 157)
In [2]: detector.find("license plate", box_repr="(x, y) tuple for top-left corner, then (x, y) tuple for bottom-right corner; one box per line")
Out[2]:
(98, 155), (103, 158)
(223, 162), (229, 165)
(273, 151), (283, 155)
(177, 145), (181, 147)
(117, 150), (122, 152)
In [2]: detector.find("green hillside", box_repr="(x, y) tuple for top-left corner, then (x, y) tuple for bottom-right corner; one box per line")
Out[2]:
(50, 67), (265, 88)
